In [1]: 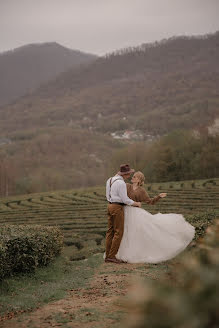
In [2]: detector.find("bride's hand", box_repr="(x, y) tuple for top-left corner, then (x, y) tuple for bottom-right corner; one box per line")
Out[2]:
(159, 193), (167, 198)
(133, 202), (141, 207)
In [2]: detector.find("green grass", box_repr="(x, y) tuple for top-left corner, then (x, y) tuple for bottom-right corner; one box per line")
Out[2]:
(0, 253), (102, 317)
(0, 251), (190, 323)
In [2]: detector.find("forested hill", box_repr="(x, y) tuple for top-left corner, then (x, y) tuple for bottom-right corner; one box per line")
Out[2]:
(0, 32), (219, 195)
(0, 42), (97, 106)
(0, 32), (218, 135)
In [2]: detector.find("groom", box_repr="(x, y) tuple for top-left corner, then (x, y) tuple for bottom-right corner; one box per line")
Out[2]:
(105, 164), (141, 264)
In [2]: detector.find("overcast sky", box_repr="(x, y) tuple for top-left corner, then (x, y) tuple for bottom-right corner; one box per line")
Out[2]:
(0, 0), (219, 55)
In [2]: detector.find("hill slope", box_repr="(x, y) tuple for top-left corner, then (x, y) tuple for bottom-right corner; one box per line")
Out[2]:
(0, 42), (97, 106)
(0, 32), (218, 135)
(0, 32), (219, 196)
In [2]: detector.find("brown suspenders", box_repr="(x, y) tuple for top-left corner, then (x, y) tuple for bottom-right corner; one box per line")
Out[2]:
(109, 177), (121, 201)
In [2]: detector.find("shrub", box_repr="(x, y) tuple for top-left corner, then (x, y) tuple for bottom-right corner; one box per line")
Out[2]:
(125, 219), (219, 328)
(186, 211), (216, 240)
(0, 224), (63, 280)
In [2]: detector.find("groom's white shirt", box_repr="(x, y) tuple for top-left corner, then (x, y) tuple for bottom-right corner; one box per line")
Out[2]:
(106, 174), (134, 205)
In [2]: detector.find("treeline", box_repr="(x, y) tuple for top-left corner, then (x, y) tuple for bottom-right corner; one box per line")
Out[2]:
(109, 130), (219, 182)
(0, 129), (218, 197)
(105, 31), (219, 57)
(0, 160), (16, 197)
(0, 127), (121, 196)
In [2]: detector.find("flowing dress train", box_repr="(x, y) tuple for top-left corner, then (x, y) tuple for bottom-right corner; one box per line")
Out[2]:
(115, 184), (195, 263)
(116, 205), (195, 263)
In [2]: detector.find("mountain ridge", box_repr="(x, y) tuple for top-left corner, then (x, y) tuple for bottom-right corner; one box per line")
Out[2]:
(0, 31), (218, 136)
(0, 42), (96, 57)
(0, 42), (97, 106)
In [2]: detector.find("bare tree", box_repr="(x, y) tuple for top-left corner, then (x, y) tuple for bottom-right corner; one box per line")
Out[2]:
(0, 160), (16, 197)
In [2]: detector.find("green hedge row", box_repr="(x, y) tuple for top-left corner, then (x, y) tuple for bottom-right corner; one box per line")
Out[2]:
(0, 224), (63, 280)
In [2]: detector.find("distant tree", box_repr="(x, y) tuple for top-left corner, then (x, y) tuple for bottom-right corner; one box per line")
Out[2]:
(109, 142), (150, 176)
(0, 159), (16, 196)
(110, 130), (219, 183)
(144, 131), (219, 182)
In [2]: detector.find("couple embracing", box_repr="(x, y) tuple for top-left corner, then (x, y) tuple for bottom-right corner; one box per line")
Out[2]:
(105, 164), (195, 264)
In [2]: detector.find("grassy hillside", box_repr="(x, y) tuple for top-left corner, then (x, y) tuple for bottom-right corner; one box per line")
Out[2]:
(0, 178), (218, 261)
(0, 178), (218, 326)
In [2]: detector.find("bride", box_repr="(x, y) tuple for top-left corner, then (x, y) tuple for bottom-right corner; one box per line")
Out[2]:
(116, 171), (195, 263)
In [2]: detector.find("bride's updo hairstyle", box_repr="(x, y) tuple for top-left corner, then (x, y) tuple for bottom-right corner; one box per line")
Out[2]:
(135, 171), (145, 186)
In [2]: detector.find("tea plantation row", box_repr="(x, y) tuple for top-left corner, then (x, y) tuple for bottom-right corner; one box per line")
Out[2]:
(0, 178), (218, 260)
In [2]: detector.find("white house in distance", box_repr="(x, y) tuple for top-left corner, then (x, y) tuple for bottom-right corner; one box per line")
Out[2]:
(111, 130), (156, 141)
(0, 138), (11, 146)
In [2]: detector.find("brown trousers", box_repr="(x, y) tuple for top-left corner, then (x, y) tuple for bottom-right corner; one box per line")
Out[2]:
(105, 203), (124, 259)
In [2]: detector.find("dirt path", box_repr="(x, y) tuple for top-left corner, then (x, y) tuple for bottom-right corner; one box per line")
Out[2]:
(0, 261), (154, 328)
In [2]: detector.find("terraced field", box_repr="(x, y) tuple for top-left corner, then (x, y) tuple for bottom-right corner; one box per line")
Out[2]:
(0, 178), (219, 260)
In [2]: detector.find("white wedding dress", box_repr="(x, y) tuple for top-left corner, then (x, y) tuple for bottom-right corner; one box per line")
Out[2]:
(115, 206), (195, 263)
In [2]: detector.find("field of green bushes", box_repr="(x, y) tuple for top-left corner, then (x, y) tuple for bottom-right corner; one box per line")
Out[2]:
(0, 178), (218, 261)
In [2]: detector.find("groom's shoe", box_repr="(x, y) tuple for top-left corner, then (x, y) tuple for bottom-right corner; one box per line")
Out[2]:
(105, 258), (123, 264)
